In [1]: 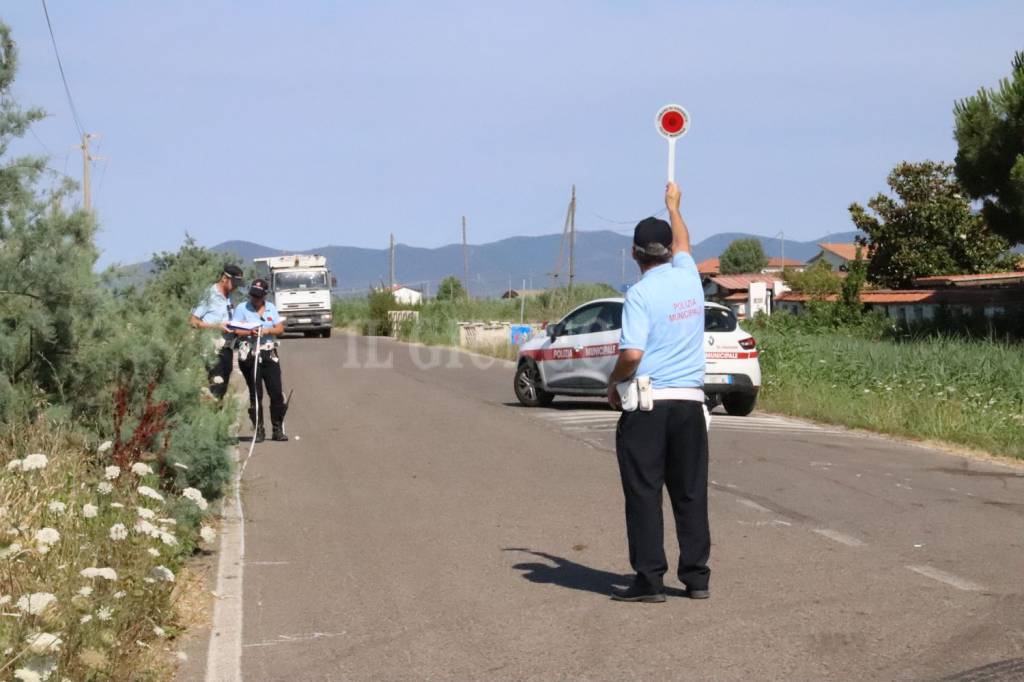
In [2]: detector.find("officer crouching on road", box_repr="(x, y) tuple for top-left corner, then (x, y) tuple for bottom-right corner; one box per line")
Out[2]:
(189, 264), (243, 399)
(606, 181), (710, 603)
(232, 279), (289, 442)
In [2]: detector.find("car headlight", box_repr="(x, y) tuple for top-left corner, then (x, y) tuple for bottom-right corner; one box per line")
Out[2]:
(323, 313), (332, 320)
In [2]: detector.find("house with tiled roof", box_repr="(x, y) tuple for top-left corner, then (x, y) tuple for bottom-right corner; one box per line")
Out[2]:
(775, 270), (1024, 324)
(703, 273), (790, 319)
(806, 243), (867, 271)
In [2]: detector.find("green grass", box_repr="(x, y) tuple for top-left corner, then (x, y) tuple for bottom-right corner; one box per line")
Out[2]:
(756, 329), (1024, 459)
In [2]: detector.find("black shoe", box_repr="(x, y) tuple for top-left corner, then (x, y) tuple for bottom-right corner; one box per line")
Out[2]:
(271, 422), (288, 442)
(255, 425), (265, 443)
(686, 588), (710, 600)
(610, 584), (666, 603)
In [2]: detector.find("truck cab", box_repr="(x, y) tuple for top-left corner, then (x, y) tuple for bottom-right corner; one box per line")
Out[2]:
(253, 255), (335, 338)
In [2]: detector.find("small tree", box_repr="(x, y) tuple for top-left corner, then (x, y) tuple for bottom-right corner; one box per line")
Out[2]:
(849, 161), (1010, 289)
(435, 275), (466, 301)
(719, 238), (768, 274)
(954, 51), (1024, 245)
(783, 260), (841, 299)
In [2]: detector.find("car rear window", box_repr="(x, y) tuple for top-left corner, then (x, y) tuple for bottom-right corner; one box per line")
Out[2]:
(705, 307), (737, 332)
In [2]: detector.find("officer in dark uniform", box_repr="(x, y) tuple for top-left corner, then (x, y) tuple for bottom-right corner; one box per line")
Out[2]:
(189, 264), (243, 399)
(232, 279), (288, 442)
(606, 181), (711, 603)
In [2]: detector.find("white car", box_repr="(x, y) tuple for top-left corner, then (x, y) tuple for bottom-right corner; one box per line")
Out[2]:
(514, 298), (761, 415)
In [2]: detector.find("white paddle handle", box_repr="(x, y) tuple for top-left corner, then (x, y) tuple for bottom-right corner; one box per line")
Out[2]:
(667, 137), (677, 183)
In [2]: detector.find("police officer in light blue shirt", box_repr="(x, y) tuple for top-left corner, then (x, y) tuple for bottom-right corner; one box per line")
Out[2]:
(606, 182), (711, 603)
(189, 264), (243, 399)
(232, 278), (288, 442)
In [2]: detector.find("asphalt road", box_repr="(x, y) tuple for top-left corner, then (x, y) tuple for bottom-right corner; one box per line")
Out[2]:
(201, 333), (1024, 681)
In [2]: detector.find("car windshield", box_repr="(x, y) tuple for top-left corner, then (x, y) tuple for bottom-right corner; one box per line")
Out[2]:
(705, 307), (737, 332)
(273, 271), (328, 291)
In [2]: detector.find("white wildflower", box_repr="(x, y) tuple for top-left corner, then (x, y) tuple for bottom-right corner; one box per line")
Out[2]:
(80, 567), (118, 581)
(104, 465), (120, 480)
(97, 440), (113, 454)
(144, 577), (155, 584)
(97, 482), (113, 495)
(147, 547), (160, 557)
(22, 454), (48, 471)
(150, 565), (175, 582)
(97, 606), (113, 621)
(82, 503), (98, 518)
(138, 485), (164, 502)
(0, 542), (22, 559)
(109, 523), (128, 541)
(77, 586), (93, 597)
(158, 530), (178, 546)
(153, 626), (166, 637)
(0, 594), (10, 605)
(16, 592), (57, 616)
(47, 501), (66, 515)
(113, 591), (125, 599)
(6, 459), (23, 471)
(34, 528), (60, 553)
(136, 507), (156, 520)
(79, 614), (93, 624)
(109, 502), (124, 508)
(25, 632), (62, 654)
(181, 487), (208, 510)
(200, 526), (217, 543)
(14, 669), (42, 682)
(131, 462), (153, 476)
(157, 517), (176, 525)
(134, 519), (159, 537)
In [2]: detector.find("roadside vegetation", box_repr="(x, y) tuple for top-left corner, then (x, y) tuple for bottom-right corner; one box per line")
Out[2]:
(752, 313), (1024, 459)
(1, 24), (233, 680)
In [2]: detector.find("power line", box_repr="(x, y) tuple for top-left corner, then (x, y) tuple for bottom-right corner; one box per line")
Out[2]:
(41, 0), (85, 138)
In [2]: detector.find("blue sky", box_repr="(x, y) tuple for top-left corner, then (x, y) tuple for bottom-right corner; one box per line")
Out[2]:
(4, 1), (1023, 266)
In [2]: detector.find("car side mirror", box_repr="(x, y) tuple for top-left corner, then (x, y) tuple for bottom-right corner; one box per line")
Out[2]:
(547, 323), (563, 340)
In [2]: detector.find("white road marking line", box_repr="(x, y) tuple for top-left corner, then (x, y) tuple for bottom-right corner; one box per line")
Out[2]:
(206, 445), (245, 682)
(242, 631), (345, 649)
(906, 565), (984, 592)
(738, 498), (772, 513)
(814, 528), (865, 547)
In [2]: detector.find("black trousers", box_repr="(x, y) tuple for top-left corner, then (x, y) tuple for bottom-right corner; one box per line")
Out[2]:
(615, 400), (711, 591)
(207, 346), (233, 400)
(238, 349), (286, 426)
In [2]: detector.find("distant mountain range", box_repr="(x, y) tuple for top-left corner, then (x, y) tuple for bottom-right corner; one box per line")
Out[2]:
(128, 229), (863, 297)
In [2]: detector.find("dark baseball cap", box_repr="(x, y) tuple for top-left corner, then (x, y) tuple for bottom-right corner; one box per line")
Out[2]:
(248, 278), (270, 297)
(222, 264), (243, 282)
(633, 217), (673, 257)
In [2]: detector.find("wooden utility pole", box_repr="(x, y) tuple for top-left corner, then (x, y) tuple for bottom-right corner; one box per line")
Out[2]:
(79, 132), (97, 211)
(388, 233), (396, 290)
(568, 185), (577, 292)
(462, 216), (470, 299)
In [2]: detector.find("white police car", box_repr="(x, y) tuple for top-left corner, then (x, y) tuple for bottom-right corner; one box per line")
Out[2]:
(514, 298), (761, 415)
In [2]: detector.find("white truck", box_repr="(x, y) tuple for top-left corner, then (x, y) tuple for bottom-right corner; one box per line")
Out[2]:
(253, 254), (336, 338)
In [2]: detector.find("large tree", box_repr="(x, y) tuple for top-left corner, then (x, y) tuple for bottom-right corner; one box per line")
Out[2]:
(954, 51), (1024, 245)
(719, 238), (768, 274)
(849, 161), (1010, 289)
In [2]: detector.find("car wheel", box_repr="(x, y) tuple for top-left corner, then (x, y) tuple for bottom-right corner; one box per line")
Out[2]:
(722, 392), (757, 416)
(514, 361), (554, 407)
(303, 331), (315, 338)
(321, 328), (332, 338)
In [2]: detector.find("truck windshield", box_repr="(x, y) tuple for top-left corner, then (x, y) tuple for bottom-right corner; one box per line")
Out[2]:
(273, 271), (328, 290)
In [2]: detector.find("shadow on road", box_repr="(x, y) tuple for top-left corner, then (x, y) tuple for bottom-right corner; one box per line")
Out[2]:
(503, 548), (688, 597)
(500, 401), (614, 412)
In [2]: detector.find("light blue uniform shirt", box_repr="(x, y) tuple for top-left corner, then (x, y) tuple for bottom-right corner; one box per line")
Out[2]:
(231, 300), (282, 345)
(191, 284), (233, 325)
(619, 252), (705, 389)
